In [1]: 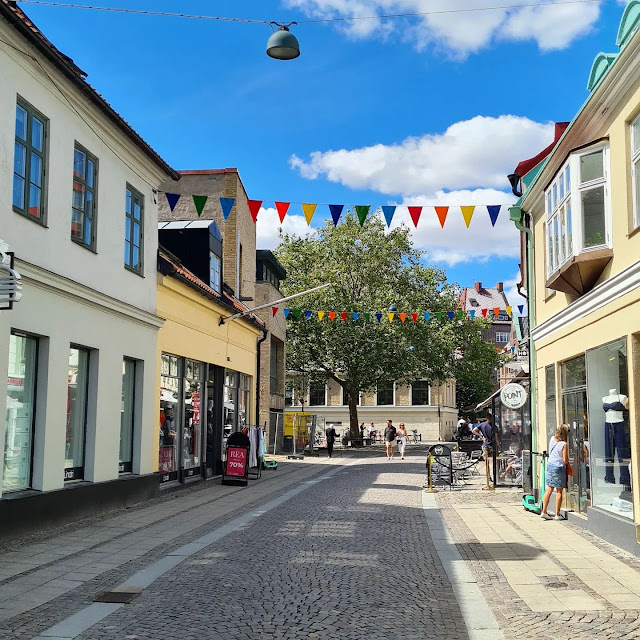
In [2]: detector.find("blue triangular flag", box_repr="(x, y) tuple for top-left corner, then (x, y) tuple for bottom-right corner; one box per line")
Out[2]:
(352, 312), (360, 322)
(305, 311), (312, 320)
(423, 312), (431, 323)
(284, 308), (291, 319)
(469, 310), (475, 319)
(447, 311), (454, 321)
(220, 197), (235, 221)
(329, 204), (344, 226)
(381, 205), (396, 228)
(375, 313), (382, 323)
(518, 305), (524, 315)
(165, 192), (181, 212)
(487, 205), (501, 227)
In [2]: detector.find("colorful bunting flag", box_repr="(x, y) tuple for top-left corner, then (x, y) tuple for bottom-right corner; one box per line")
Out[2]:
(340, 312), (348, 322)
(329, 204), (344, 227)
(275, 202), (290, 224)
(318, 311), (325, 321)
(272, 307), (278, 317)
(518, 305), (524, 315)
(493, 307), (500, 317)
(424, 312), (431, 323)
(506, 306), (512, 317)
(408, 206), (422, 228)
(447, 311), (454, 321)
(355, 205), (370, 227)
(353, 312), (360, 322)
(411, 313), (418, 323)
(364, 313), (370, 322)
(399, 312), (407, 323)
(302, 203), (317, 226)
(481, 309), (488, 318)
(382, 205), (396, 227)
(469, 310), (475, 320)
(193, 195), (208, 217)
(435, 312), (442, 321)
(457, 310), (464, 319)
(376, 313), (382, 323)
(387, 312), (395, 323)
(461, 206), (475, 228)
(435, 206), (449, 228)
(305, 311), (312, 320)
(284, 309), (291, 319)
(293, 309), (301, 320)
(487, 205), (501, 227)
(247, 200), (262, 223)
(165, 193), (181, 212)
(329, 312), (337, 322)
(220, 197), (235, 221)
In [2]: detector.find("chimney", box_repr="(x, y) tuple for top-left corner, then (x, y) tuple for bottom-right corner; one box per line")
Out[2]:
(496, 282), (504, 292)
(474, 282), (482, 292)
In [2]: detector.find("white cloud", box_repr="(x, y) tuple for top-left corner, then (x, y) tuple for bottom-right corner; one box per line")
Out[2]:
(290, 115), (554, 196)
(256, 207), (316, 250)
(503, 271), (527, 311)
(283, 0), (603, 56)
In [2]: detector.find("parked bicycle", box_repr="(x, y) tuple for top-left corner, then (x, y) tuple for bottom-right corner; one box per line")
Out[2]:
(409, 429), (420, 444)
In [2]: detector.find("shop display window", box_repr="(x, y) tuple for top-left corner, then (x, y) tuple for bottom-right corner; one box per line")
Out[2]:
(3, 333), (37, 492)
(183, 359), (203, 476)
(586, 339), (633, 519)
(66, 347), (89, 481)
(159, 354), (180, 481)
(223, 371), (237, 451)
(119, 358), (135, 473)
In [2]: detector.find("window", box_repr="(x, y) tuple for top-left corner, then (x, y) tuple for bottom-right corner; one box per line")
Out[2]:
(125, 185), (144, 274)
(631, 115), (640, 228)
(376, 381), (394, 406)
(13, 100), (47, 222)
(270, 339), (283, 395)
(285, 380), (293, 407)
(411, 381), (430, 405)
(342, 388), (360, 406)
(544, 365), (557, 435)
(209, 252), (221, 292)
(119, 359), (136, 473)
(309, 381), (326, 406)
(239, 373), (251, 428)
(66, 347), (89, 481)
(71, 146), (98, 249)
(4, 333), (38, 492)
(160, 354), (180, 481)
(183, 360), (203, 473)
(496, 332), (510, 344)
(545, 146), (609, 277)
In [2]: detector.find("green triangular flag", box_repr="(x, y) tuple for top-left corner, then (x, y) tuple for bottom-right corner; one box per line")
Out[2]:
(364, 313), (370, 322)
(435, 312), (442, 321)
(292, 309), (301, 320)
(457, 310), (464, 319)
(193, 195), (208, 217)
(355, 205), (370, 227)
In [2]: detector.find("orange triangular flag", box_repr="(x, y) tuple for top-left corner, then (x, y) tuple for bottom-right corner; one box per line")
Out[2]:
(493, 307), (501, 317)
(435, 206), (448, 228)
(329, 312), (336, 322)
(461, 206), (475, 228)
(275, 202), (290, 223)
(318, 311), (325, 321)
(387, 312), (395, 323)
(302, 203), (317, 226)
(399, 313), (407, 323)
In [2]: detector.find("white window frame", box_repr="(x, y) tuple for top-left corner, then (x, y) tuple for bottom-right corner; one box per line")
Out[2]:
(545, 143), (611, 278)
(209, 251), (221, 292)
(631, 115), (640, 228)
(495, 332), (510, 344)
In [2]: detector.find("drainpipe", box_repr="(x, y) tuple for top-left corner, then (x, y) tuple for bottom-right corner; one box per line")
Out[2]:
(509, 205), (538, 488)
(255, 327), (269, 428)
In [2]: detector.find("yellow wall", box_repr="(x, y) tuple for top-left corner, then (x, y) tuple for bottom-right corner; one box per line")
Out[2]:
(152, 274), (261, 471)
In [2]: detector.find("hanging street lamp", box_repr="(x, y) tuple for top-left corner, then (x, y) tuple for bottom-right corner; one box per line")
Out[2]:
(266, 23), (300, 60)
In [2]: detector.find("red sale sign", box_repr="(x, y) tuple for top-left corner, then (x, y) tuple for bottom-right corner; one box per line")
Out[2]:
(225, 447), (247, 477)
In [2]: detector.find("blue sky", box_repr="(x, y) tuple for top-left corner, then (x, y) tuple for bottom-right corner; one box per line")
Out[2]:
(19, 0), (628, 302)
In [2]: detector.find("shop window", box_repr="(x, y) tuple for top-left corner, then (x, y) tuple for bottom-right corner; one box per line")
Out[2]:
(377, 381), (394, 406)
(119, 358), (136, 473)
(411, 381), (430, 405)
(223, 371), (237, 446)
(71, 145), (98, 250)
(3, 333), (38, 492)
(159, 354), (180, 482)
(65, 346), (89, 481)
(309, 381), (326, 406)
(586, 339), (633, 519)
(183, 359), (203, 475)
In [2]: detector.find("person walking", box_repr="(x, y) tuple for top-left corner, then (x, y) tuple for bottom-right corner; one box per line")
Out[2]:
(397, 423), (408, 460)
(384, 420), (397, 460)
(325, 425), (337, 459)
(541, 424), (572, 520)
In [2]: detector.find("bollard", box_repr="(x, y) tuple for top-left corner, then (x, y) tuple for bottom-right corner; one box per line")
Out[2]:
(425, 455), (438, 493)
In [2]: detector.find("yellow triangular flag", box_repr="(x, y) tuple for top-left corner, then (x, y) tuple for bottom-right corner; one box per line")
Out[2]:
(318, 311), (325, 321)
(387, 312), (395, 323)
(302, 203), (317, 226)
(461, 206), (475, 228)
(506, 306), (512, 317)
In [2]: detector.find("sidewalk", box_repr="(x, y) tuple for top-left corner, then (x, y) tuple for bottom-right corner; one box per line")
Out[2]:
(435, 477), (640, 639)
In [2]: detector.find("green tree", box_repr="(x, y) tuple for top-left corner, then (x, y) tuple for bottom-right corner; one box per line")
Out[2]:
(275, 212), (502, 439)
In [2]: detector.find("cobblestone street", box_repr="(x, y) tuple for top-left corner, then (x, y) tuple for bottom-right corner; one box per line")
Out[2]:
(1, 449), (639, 639)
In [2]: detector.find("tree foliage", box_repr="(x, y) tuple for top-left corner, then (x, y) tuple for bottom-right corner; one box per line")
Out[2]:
(275, 213), (503, 437)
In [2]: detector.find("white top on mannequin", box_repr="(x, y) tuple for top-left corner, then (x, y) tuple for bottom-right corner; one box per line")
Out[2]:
(602, 389), (628, 423)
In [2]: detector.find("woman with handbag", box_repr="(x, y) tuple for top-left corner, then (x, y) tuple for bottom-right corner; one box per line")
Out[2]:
(397, 423), (408, 460)
(541, 424), (572, 520)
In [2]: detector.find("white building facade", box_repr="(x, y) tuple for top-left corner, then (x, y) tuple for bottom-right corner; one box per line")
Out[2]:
(0, 1), (178, 535)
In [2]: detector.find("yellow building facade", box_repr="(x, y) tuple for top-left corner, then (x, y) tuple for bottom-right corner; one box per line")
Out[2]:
(515, 2), (640, 552)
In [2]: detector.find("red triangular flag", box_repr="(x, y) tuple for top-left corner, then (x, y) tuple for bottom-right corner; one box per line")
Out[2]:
(399, 313), (407, 323)
(411, 313), (418, 323)
(435, 206), (449, 228)
(247, 200), (262, 223)
(493, 307), (500, 317)
(329, 312), (336, 322)
(481, 309), (488, 318)
(408, 206), (422, 228)
(340, 312), (348, 322)
(272, 307), (278, 317)
(275, 202), (290, 223)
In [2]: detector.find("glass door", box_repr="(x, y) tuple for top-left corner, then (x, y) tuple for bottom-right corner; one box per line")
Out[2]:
(562, 389), (590, 513)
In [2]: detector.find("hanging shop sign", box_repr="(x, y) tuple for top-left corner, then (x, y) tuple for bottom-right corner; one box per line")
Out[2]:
(0, 242), (22, 310)
(500, 383), (528, 410)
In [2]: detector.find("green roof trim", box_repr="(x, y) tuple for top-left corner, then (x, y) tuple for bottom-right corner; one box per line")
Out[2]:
(617, 0), (640, 48)
(587, 52), (618, 91)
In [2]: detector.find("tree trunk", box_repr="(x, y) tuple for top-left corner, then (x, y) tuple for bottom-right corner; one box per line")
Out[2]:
(347, 391), (361, 446)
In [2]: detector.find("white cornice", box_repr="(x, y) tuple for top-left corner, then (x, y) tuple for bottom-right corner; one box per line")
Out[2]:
(17, 260), (165, 329)
(531, 258), (640, 343)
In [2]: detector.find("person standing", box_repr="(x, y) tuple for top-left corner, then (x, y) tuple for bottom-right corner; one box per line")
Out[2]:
(541, 424), (572, 520)
(325, 425), (337, 459)
(368, 422), (375, 444)
(397, 423), (408, 460)
(384, 420), (397, 460)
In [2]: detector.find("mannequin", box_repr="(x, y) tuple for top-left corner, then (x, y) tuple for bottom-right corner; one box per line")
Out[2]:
(602, 389), (630, 485)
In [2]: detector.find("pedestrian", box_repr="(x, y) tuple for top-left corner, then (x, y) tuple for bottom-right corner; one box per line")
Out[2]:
(397, 423), (408, 460)
(368, 422), (375, 443)
(359, 422), (366, 445)
(384, 420), (397, 460)
(325, 425), (337, 458)
(541, 424), (572, 520)
(472, 416), (494, 453)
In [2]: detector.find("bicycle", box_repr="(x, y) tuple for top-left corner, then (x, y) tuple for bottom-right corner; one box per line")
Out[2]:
(409, 429), (420, 444)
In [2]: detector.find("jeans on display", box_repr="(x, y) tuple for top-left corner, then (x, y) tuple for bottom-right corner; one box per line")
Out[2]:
(604, 421), (631, 485)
